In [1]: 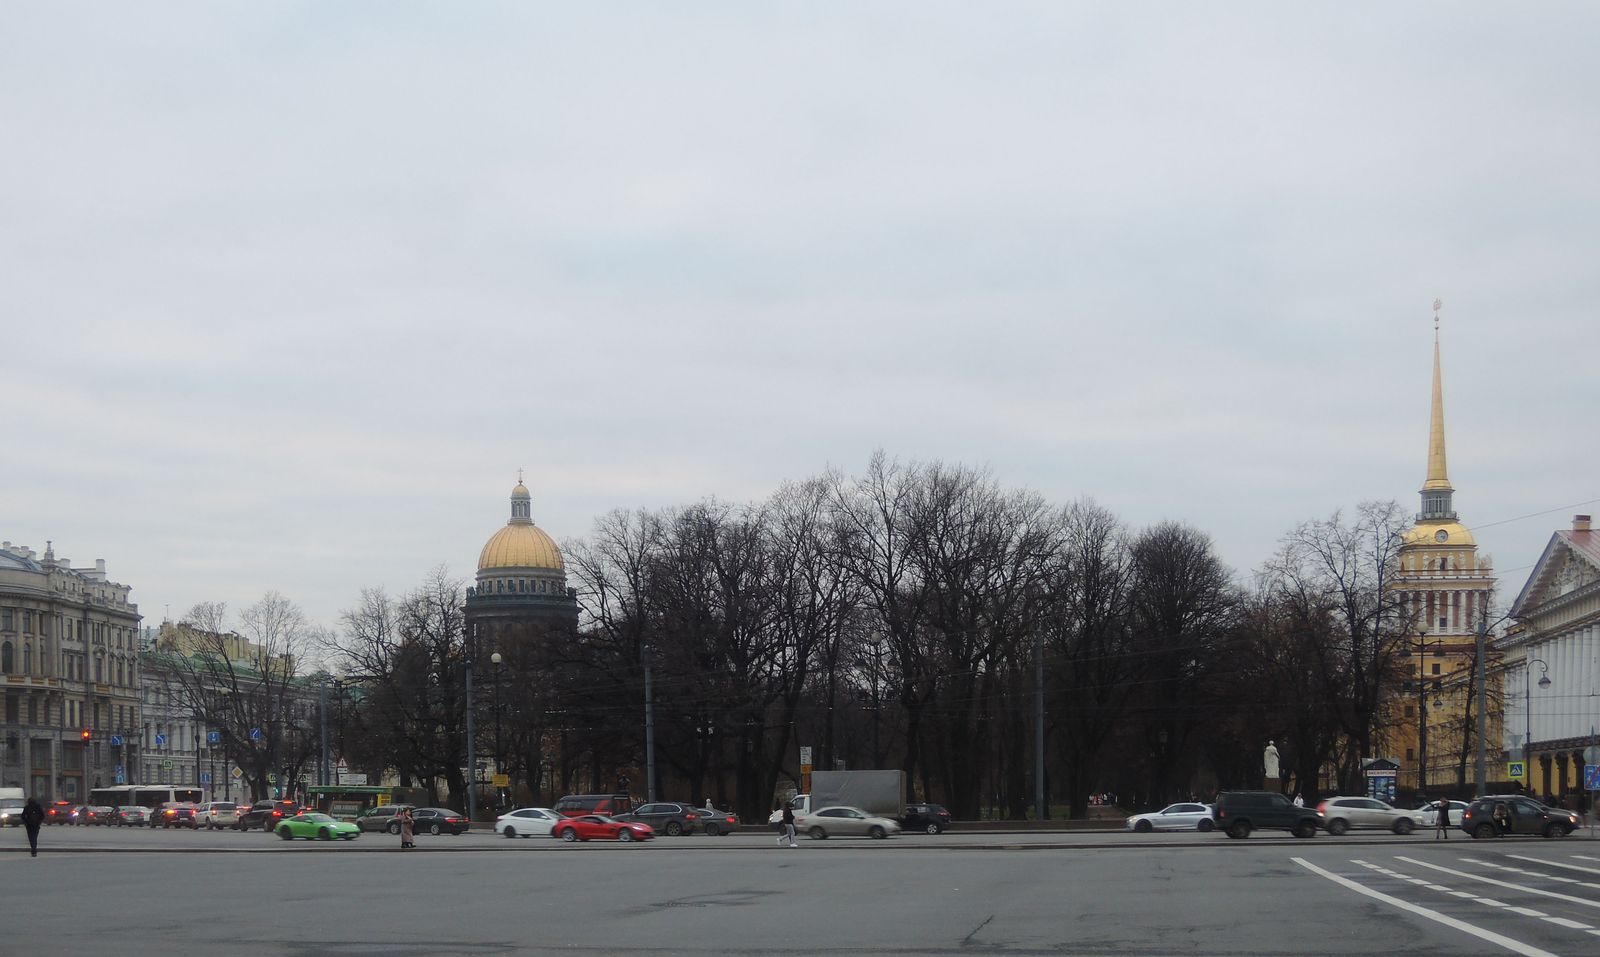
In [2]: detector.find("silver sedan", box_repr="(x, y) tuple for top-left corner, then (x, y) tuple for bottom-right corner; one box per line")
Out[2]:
(1125, 803), (1216, 833)
(796, 806), (902, 840)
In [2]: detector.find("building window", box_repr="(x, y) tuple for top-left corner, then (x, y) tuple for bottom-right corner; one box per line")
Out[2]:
(23, 644), (32, 674)
(0, 641), (11, 672)
(1431, 663), (1441, 676)
(1, 608), (11, 630)
(1405, 748), (1415, 761)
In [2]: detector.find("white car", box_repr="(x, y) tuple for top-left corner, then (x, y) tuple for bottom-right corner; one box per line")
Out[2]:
(494, 807), (563, 839)
(1316, 796), (1426, 835)
(795, 806), (901, 840)
(1414, 800), (1470, 828)
(1125, 802), (1216, 833)
(197, 801), (239, 830)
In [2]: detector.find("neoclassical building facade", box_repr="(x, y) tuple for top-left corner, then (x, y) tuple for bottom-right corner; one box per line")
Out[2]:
(1503, 514), (1600, 801)
(1, 540), (143, 800)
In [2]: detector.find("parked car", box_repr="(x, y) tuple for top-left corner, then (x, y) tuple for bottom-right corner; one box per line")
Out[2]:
(158, 803), (201, 829)
(114, 806), (150, 826)
(494, 807), (563, 839)
(197, 801), (239, 830)
(1212, 790), (1319, 839)
(237, 800), (301, 831)
(618, 802), (702, 836)
(554, 793), (633, 818)
(355, 805), (414, 834)
(1316, 796), (1422, 835)
(82, 805), (118, 825)
(1414, 800), (1470, 828)
(698, 808), (741, 836)
(409, 807), (470, 836)
(275, 812), (360, 841)
(797, 806), (901, 840)
(1125, 802), (1216, 833)
(552, 814), (654, 843)
(44, 801), (76, 824)
(1461, 796), (1582, 839)
(901, 803), (953, 835)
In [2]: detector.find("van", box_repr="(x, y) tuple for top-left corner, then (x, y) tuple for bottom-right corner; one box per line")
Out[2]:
(1212, 790), (1319, 839)
(554, 793), (633, 818)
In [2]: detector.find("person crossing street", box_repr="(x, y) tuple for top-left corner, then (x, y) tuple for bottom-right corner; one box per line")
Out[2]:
(776, 804), (796, 847)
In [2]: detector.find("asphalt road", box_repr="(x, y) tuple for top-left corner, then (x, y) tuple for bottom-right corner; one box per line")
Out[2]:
(6, 824), (1600, 956)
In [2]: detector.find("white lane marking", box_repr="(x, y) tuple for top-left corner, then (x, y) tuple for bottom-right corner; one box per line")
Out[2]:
(1293, 858), (1558, 957)
(1544, 917), (1592, 930)
(1507, 906), (1548, 917)
(1483, 899), (1509, 907)
(1574, 855), (1600, 863)
(1450, 891), (1478, 898)
(1508, 854), (1600, 877)
(1397, 856), (1600, 912)
(1472, 860), (1598, 888)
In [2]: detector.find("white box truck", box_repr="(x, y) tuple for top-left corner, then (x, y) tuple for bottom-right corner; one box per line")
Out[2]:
(768, 770), (905, 824)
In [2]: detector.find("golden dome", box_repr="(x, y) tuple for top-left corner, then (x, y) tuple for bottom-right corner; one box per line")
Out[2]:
(479, 523), (565, 571)
(1401, 521), (1476, 548)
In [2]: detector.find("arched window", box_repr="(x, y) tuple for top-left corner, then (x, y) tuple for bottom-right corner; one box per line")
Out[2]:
(1438, 557), (1447, 571)
(1, 641), (12, 672)
(95, 656), (103, 683)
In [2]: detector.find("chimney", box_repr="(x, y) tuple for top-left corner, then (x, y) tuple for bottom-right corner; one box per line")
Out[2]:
(1576, 515), (1592, 532)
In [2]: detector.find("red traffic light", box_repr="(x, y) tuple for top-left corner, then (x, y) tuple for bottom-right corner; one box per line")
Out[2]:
(80, 729), (91, 741)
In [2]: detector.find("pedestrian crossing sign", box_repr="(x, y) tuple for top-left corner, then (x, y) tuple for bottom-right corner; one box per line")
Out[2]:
(1507, 761), (1526, 780)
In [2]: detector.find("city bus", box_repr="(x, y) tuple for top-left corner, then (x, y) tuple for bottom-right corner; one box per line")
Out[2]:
(305, 785), (428, 820)
(89, 784), (205, 809)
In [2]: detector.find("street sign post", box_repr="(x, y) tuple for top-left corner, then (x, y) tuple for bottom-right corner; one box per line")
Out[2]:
(154, 733), (167, 747)
(110, 735), (123, 747)
(208, 731), (220, 745)
(1507, 760), (1526, 780)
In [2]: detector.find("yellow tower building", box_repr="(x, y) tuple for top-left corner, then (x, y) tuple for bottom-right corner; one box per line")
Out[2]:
(1391, 305), (1496, 792)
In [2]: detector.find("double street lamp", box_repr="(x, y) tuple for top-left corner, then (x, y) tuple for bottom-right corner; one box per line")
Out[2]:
(1525, 657), (1551, 790)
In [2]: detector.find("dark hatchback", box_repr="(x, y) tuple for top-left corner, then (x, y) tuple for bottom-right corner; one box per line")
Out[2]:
(410, 807), (470, 835)
(158, 804), (200, 829)
(901, 803), (952, 834)
(1461, 796), (1581, 838)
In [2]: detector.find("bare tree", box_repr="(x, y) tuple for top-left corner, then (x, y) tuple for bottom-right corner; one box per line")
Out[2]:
(155, 593), (315, 801)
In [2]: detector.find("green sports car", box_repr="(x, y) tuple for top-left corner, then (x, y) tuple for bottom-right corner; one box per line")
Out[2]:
(275, 812), (361, 841)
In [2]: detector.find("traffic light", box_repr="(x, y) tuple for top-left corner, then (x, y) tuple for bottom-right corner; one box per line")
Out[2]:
(80, 728), (91, 742)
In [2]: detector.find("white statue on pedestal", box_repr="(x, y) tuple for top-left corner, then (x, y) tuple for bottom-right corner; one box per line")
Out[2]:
(1263, 740), (1281, 782)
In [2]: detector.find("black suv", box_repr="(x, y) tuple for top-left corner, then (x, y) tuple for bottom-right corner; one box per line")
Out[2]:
(901, 803), (952, 834)
(1461, 796), (1581, 839)
(1213, 791), (1319, 839)
(619, 802), (703, 836)
(237, 800), (301, 832)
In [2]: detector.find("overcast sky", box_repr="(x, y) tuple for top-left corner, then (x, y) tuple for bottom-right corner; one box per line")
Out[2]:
(5, 2), (1597, 631)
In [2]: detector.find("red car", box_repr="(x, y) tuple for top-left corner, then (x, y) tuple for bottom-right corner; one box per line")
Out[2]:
(552, 814), (654, 843)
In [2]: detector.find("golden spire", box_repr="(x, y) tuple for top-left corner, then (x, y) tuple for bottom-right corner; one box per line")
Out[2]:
(1422, 299), (1453, 493)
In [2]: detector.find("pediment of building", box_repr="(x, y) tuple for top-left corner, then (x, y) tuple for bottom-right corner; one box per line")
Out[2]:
(1512, 536), (1600, 619)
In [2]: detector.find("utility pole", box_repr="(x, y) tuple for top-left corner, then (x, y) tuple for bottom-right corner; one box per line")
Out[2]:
(1034, 620), (1045, 821)
(1474, 614), (1487, 794)
(318, 681), (329, 787)
(643, 645), (657, 803)
(1416, 631), (1430, 793)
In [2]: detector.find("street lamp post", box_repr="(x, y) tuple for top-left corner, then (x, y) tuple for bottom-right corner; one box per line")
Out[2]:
(491, 651), (503, 811)
(1415, 631), (1444, 792)
(465, 623), (477, 825)
(1526, 657), (1551, 793)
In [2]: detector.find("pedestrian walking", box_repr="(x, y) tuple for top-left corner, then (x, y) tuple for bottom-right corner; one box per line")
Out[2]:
(399, 807), (415, 850)
(1291, 793), (1304, 808)
(22, 798), (44, 857)
(1434, 798), (1450, 840)
(776, 804), (796, 847)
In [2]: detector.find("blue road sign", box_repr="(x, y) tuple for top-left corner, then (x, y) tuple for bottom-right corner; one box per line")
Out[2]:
(110, 735), (123, 746)
(115, 765), (124, 775)
(154, 733), (168, 747)
(115, 772), (125, 784)
(1585, 764), (1599, 790)
(249, 728), (261, 741)
(200, 771), (212, 784)
(208, 730), (220, 745)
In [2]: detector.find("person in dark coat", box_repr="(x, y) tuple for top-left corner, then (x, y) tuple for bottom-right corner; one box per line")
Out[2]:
(22, 798), (44, 857)
(399, 807), (415, 849)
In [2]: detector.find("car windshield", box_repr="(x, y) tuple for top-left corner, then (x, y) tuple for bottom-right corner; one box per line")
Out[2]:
(300, 813), (334, 823)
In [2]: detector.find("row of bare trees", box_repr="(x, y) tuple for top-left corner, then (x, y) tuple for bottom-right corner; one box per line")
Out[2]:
(160, 456), (1489, 816)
